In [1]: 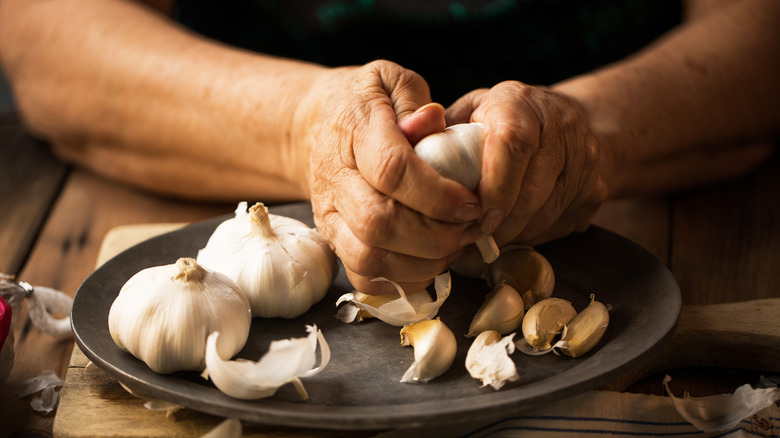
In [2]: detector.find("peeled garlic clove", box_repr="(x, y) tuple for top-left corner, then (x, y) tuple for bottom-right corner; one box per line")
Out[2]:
(466, 283), (525, 337)
(203, 325), (330, 400)
(108, 258), (251, 374)
(521, 297), (576, 352)
(414, 123), (499, 264)
(487, 245), (554, 310)
(399, 318), (457, 383)
(554, 294), (610, 357)
(336, 272), (450, 327)
(466, 330), (519, 390)
(197, 202), (337, 319)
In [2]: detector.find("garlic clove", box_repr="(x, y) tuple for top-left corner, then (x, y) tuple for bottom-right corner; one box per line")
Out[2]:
(335, 272), (450, 327)
(487, 245), (554, 309)
(465, 330), (519, 390)
(414, 123), (500, 264)
(466, 283), (525, 337)
(554, 294), (610, 357)
(203, 325), (330, 400)
(520, 297), (576, 352)
(399, 318), (457, 383)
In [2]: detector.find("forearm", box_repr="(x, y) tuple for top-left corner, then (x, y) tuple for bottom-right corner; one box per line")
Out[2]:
(0, 0), (337, 200)
(554, 0), (780, 197)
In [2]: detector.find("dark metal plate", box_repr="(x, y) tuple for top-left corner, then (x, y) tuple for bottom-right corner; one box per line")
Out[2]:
(71, 202), (680, 430)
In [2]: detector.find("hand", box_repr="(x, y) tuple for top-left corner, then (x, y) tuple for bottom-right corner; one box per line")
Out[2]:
(447, 81), (608, 246)
(307, 61), (483, 294)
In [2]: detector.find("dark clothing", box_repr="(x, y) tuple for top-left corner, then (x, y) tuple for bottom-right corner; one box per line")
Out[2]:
(176, 0), (681, 105)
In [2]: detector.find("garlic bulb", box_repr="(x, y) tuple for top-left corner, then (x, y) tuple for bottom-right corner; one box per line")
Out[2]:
(108, 257), (251, 374)
(466, 330), (519, 390)
(487, 245), (554, 310)
(197, 202), (336, 319)
(336, 272), (451, 327)
(399, 318), (457, 383)
(554, 295), (610, 357)
(203, 325), (330, 400)
(414, 123), (500, 264)
(520, 297), (576, 353)
(466, 283), (525, 337)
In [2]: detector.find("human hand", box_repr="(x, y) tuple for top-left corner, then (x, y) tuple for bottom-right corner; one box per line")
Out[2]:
(446, 81), (608, 246)
(307, 61), (484, 294)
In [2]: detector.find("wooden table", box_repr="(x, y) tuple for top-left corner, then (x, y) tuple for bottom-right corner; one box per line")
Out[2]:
(1, 112), (778, 437)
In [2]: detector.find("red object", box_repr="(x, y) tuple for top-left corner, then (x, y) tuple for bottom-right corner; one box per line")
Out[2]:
(0, 296), (11, 354)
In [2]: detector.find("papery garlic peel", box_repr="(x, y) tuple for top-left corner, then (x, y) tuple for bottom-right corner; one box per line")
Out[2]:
(465, 330), (519, 390)
(554, 294), (609, 357)
(414, 123), (499, 264)
(203, 325), (330, 400)
(466, 283), (525, 337)
(399, 318), (457, 383)
(108, 257), (251, 374)
(488, 245), (554, 310)
(197, 202), (337, 318)
(335, 272), (450, 327)
(521, 297), (576, 352)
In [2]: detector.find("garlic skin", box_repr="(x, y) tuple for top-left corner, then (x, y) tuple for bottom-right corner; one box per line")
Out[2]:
(399, 318), (457, 383)
(414, 123), (500, 264)
(488, 245), (554, 310)
(554, 295), (610, 357)
(466, 283), (525, 338)
(197, 202), (336, 319)
(336, 272), (450, 327)
(203, 325), (330, 400)
(108, 258), (251, 374)
(466, 330), (519, 390)
(521, 297), (576, 352)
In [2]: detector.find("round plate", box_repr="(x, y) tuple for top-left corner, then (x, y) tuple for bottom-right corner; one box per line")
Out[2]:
(71, 202), (680, 431)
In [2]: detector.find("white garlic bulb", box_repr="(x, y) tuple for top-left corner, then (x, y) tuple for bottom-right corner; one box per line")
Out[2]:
(108, 257), (251, 374)
(414, 123), (500, 264)
(197, 202), (337, 319)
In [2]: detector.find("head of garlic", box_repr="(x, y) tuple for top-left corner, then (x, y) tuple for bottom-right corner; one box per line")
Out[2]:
(108, 257), (252, 374)
(197, 202), (337, 319)
(414, 123), (499, 264)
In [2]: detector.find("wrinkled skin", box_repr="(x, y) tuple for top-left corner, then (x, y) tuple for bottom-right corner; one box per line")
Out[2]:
(310, 63), (608, 294)
(447, 81), (608, 247)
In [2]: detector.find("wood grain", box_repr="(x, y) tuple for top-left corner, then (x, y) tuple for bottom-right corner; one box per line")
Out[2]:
(1, 170), (232, 438)
(670, 153), (780, 304)
(0, 113), (69, 275)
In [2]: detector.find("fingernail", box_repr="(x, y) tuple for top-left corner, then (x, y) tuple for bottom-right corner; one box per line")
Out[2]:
(453, 202), (481, 222)
(480, 208), (505, 234)
(415, 102), (445, 114)
(459, 223), (482, 247)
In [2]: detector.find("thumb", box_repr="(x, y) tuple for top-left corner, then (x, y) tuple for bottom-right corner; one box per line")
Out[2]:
(397, 102), (447, 145)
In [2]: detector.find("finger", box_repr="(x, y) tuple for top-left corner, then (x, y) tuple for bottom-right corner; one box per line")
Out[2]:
(397, 102), (447, 145)
(344, 266), (434, 296)
(318, 207), (461, 283)
(333, 172), (483, 259)
(353, 102), (481, 222)
(475, 83), (542, 235)
(446, 89), (487, 125)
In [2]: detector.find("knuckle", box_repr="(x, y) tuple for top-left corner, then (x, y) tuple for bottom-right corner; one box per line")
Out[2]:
(353, 200), (398, 247)
(372, 148), (409, 195)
